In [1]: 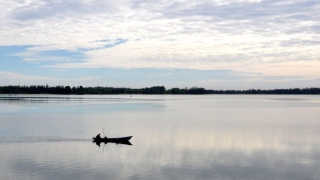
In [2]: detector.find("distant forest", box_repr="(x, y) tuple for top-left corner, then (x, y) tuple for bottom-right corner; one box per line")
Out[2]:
(0, 85), (320, 94)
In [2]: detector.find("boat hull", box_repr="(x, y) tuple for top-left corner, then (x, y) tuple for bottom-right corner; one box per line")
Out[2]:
(93, 136), (132, 146)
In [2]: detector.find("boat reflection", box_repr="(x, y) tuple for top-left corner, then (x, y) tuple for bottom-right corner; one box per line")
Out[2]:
(93, 140), (132, 146)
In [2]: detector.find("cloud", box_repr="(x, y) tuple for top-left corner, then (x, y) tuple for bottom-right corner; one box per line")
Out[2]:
(199, 74), (320, 90)
(0, 0), (320, 79)
(9, 0), (119, 21)
(45, 38), (320, 78)
(0, 70), (98, 86)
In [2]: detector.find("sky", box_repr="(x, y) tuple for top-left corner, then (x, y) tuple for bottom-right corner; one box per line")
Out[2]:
(0, 0), (320, 90)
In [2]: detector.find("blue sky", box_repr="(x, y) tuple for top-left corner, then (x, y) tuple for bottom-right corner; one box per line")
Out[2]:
(0, 0), (320, 90)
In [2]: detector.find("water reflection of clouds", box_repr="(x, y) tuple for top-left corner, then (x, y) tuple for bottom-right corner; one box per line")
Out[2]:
(1, 141), (320, 180)
(0, 99), (165, 115)
(134, 128), (320, 165)
(0, 103), (23, 113)
(1, 95), (320, 179)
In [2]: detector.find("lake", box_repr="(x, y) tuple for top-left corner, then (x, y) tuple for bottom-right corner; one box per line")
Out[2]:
(0, 95), (320, 180)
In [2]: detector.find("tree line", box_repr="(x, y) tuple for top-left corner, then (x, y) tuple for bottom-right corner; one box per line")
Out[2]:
(0, 85), (319, 94)
(0, 85), (166, 94)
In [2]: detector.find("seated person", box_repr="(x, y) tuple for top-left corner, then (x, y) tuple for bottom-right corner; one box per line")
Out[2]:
(96, 133), (101, 140)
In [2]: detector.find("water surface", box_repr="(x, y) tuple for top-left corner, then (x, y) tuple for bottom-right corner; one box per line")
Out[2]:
(0, 95), (320, 180)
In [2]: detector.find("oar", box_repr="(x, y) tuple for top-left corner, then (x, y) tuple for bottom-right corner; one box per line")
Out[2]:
(102, 143), (106, 153)
(102, 128), (106, 138)
(101, 128), (107, 153)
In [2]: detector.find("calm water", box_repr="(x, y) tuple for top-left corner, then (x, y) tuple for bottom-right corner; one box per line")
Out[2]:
(0, 95), (320, 180)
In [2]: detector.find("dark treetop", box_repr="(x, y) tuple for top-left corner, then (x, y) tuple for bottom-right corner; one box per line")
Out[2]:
(0, 85), (319, 94)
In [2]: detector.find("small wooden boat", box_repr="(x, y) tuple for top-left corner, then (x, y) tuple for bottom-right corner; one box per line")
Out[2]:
(93, 136), (132, 142)
(93, 136), (133, 146)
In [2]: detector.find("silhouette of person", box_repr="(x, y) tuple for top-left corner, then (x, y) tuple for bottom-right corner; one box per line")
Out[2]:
(96, 133), (101, 140)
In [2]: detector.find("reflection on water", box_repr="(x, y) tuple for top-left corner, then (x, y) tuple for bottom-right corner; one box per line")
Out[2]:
(94, 140), (132, 147)
(0, 95), (320, 179)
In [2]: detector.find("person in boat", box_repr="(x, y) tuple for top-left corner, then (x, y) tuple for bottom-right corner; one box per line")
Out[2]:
(96, 133), (101, 140)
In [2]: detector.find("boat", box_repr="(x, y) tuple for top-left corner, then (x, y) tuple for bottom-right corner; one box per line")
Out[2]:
(93, 136), (133, 146)
(93, 136), (132, 142)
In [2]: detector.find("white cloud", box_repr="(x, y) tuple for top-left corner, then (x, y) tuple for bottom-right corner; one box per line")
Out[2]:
(46, 37), (320, 78)
(198, 72), (320, 90)
(0, 70), (99, 86)
(0, 0), (320, 78)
